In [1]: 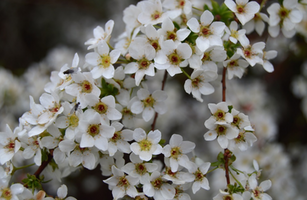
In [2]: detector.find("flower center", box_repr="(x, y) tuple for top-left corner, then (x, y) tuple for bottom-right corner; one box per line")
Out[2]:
(139, 139), (152, 151)
(236, 5), (245, 14)
(138, 58), (151, 70)
(223, 195), (233, 200)
(214, 109), (225, 121)
(216, 125), (227, 135)
(243, 46), (252, 58)
(200, 26), (211, 37)
(117, 176), (130, 189)
(5, 141), (15, 150)
(151, 177), (163, 189)
(194, 169), (204, 181)
(150, 39), (161, 51)
(135, 163), (147, 175)
(87, 124), (100, 137)
(81, 80), (93, 93)
(167, 30), (177, 41)
(168, 51), (181, 65)
(191, 77), (201, 88)
(151, 10), (161, 20)
(170, 146), (182, 159)
(178, 0), (185, 8)
(279, 7), (289, 20)
(232, 115), (241, 127)
(99, 54), (111, 68)
(234, 131), (245, 143)
(110, 131), (121, 143)
(1, 188), (12, 199)
(68, 113), (79, 128)
(143, 95), (155, 108)
(94, 102), (108, 114)
(228, 60), (238, 68)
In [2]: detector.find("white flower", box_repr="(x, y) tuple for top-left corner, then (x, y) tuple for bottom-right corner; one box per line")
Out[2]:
(85, 41), (121, 79)
(189, 159), (211, 193)
(21, 93), (64, 137)
(163, 157), (194, 185)
(184, 69), (217, 102)
(21, 136), (42, 166)
(162, 134), (195, 172)
(107, 122), (133, 156)
(224, 0), (260, 25)
(44, 53), (80, 93)
(104, 166), (139, 200)
(122, 153), (158, 184)
(0, 183), (24, 200)
(85, 20), (114, 49)
(87, 95), (122, 122)
(137, 0), (175, 25)
(261, 50), (278, 73)
(223, 53), (249, 79)
(154, 40), (192, 76)
(40, 125), (65, 164)
(143, 171), (176, 199)
(0, 124), (22, 165)
(187, 10), (225, 52)
(124, 42), (156, 86)
(225, 21), (249, 46)
(229, 126), (257, 151)
(64, 72), (101, 109)
(267, 0), (302, 38)
(53, 184), (76, 200)
(78, 110), (115, 151)
(68, 144), (98, 170)
(243, 13), (269, 36)
(213, 190), (243, 200)
(248, 174), (272, 200)
(131, 89), (167, 122)
(130, 128), (162, 161)
(205, 102), (233, 126)
(189, 46), (227, 71)
(236, 42), (265, 67)
(116, 90), (138, 128)
(158, 17), (191, 43)
(123, 4), (142, 29)
(54, 101), (82, 140)
(204, 123), (239, 149)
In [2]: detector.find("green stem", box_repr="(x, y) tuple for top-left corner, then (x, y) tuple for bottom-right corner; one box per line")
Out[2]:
(192, 6), (203, 12)
(229, 169), (244, 189)
(11, 163), (35, 175)
(206, 167), (218, 174)
(181, 68), (191, 79)
(230, 165), (244, 174)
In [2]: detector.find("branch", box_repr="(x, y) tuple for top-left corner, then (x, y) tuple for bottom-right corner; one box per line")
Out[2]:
(34, 150), (54, 178)
(151, 70), (168, 130)
(222, 67), (227, 102)
(224, 149), (231, 186)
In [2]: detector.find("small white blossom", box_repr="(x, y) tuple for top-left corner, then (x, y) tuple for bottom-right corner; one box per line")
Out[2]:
(224, 0), (260, 25)
(130, 128), (162, 161)
(85, 20), (114, 49)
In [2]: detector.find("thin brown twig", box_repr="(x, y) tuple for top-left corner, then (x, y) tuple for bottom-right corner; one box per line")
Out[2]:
(224, 149), (231, 186)
(222, 67), (227, 102)
(34, 150), (54, 178)
(151, 70), (168, 131)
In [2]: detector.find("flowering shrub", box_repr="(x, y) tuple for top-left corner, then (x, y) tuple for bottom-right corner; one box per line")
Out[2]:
(0, 0), (306, 199)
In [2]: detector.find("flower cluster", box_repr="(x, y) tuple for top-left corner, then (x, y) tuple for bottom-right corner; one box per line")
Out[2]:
(0, 0), (305, 199)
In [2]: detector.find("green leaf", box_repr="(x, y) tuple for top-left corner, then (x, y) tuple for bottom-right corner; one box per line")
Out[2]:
(22, 174), (43, 192)
(228, 105), (233, 112)
(217, 152), (225, 163)
(100, 78), (119, 98)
